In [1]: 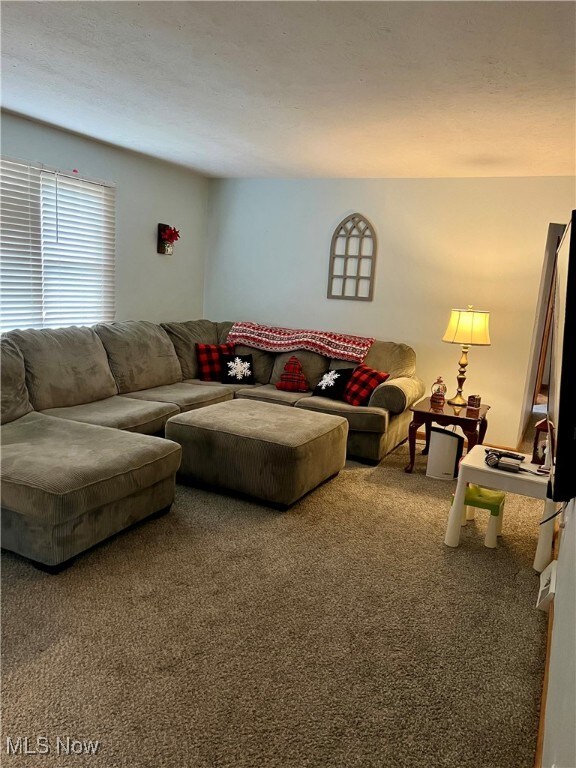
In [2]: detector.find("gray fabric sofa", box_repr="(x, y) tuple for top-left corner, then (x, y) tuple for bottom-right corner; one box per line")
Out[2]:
(161, 319), (425, 463)
(1, 318), (423, 568)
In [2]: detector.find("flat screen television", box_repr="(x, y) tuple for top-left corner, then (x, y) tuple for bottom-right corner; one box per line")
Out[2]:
(548, 208), (576, 502)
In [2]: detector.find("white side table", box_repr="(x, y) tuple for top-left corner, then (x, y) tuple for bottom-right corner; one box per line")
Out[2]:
(444, 445), (555, 572)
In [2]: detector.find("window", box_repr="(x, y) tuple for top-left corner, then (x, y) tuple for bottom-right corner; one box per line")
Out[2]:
(0, 157), (115, 332)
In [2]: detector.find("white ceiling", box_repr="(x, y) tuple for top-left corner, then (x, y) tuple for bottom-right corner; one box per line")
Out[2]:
(1, 1), (575, 178)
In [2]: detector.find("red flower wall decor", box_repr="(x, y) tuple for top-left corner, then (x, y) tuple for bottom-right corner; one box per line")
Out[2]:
(157, 223), (181, 254)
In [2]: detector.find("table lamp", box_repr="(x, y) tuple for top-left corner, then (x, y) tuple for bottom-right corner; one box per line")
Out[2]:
(442, 305), (491, 406)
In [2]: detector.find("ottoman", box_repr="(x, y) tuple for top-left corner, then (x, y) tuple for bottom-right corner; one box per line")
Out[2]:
(165, 399), (349, 507)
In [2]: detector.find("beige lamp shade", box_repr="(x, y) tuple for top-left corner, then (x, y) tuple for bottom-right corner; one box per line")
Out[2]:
(442, 306), (491, 346)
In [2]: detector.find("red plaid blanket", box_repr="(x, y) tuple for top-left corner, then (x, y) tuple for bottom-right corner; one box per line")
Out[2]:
(226, 321), (374, 363)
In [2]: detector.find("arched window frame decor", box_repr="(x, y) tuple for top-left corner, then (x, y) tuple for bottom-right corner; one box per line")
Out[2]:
(327, 213), (377, 301)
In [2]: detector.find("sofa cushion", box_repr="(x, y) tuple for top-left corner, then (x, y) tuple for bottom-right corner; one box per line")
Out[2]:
(217, 320), (235, 343)
(8, 326), (118, 410)
(313, 368), (355, 400)
(344, 365), (390, 407)
(361, 341), (417, 379)
(295, 396), (389, 433)
(42, 396), (178, 434)
(275, 355), (309, 392)
(235, 384), (313, 407)
(95, 321), (182, 394)
(1, 337), (33, 424)
(196, 343), (234, 382)
(221, 354), (255, 385)
(271, 351), (329, 390)
(0, 412), (181, 525)
(119, 382), (234, 412)
(161, 319), (219, 379)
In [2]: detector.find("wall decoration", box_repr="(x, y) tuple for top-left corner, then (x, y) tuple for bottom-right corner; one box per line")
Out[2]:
(157, 223), (180, 255)
(328, 213), (377, 301)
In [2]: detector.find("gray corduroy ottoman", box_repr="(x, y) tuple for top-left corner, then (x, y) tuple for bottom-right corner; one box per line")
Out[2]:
(165, 399), (349, 507)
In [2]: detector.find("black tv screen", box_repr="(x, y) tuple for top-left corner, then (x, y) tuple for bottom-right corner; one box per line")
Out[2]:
(548, 209), (576, 502)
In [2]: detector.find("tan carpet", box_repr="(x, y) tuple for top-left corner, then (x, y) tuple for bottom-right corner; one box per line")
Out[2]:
(1, 444), (546, 768)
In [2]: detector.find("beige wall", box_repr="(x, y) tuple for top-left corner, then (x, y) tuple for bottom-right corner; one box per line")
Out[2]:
(1, 112), (209, 322)
(205, 177), (575, 448)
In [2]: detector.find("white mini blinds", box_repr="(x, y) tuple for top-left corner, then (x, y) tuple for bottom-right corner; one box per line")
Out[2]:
(0, 158), (115, 332)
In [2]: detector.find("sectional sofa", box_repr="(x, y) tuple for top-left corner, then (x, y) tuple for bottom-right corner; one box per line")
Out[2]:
(1, 318), (424, 569)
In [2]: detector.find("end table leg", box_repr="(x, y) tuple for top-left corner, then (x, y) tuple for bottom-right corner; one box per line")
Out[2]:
(445, 473), (468, 547)
(404, 419), (418, 473)
(478, 418), (488, 444)
(422, 422), (431, 455)
(464, 430), (479, 454)
(533, 500), (555, 572)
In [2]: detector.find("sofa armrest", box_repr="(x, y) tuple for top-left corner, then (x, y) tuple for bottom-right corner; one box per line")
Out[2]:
(368, 376), (425, 414)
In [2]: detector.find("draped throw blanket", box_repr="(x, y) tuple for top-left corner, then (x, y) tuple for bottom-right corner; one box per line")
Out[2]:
(226, 321), (374, 363)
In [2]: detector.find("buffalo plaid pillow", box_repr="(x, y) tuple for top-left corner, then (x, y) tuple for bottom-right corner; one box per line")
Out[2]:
(275, 355), (309, 392)
(343, 364), (389, 407)
(196, 343), (235, 381)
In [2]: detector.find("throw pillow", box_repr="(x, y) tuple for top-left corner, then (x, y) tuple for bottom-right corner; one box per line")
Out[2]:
(196, 343), (235, 382)
(343, 364), (390, 407)
(275, 355), (309, 392)
(220, 353), (255, 385)
(313, 368), (355, 400)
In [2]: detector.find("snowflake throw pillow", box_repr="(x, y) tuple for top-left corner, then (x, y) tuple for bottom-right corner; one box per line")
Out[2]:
(343, 364), (390, 407)
(312, 368), (355, 400)
(275, 355), (309, 392)
(220, 353), (255, 385)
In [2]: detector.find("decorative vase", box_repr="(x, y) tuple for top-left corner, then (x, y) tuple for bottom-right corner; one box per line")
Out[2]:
(162, 242), (174, 255)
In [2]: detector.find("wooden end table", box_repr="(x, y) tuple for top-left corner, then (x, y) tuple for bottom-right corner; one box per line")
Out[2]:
(404, 397), (490, 473)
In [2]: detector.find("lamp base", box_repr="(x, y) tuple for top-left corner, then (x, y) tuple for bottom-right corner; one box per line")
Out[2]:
(447, 344), (470, 408)
(447, 393), (468, 407)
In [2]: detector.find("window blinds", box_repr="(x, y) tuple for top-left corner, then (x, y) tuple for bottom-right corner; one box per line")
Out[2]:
(0, 160), (43, 330)
(0, 158), (115, 332)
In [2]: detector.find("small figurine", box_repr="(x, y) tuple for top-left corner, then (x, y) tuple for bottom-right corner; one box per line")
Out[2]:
(430, 376), (447, 408)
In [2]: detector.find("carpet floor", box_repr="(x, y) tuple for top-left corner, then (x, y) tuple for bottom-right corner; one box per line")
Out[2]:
(1, 443), (547, 768)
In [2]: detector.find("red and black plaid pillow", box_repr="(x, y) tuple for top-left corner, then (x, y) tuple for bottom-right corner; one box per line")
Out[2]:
(275, 355), (309, 392)
(343, 364), (389, 407)
(195, 343), (235, 382)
